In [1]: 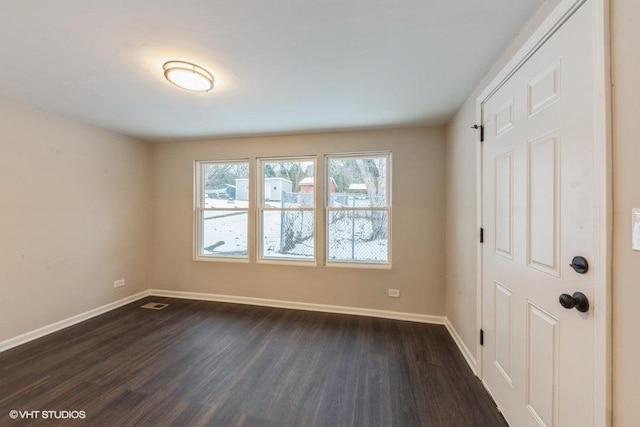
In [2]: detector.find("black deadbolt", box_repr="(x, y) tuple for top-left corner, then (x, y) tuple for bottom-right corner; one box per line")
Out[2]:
(559, 292), (590, 313)
(569, 256), (589, 274)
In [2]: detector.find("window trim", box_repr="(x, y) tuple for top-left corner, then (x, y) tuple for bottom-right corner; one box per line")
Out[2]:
(256, 156), (318, 265)
(193, 159), (251, 262)
(324, 152), (392, 268)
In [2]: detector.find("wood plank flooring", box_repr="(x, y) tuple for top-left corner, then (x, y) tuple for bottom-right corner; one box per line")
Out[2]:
(0, 297), (507, 426)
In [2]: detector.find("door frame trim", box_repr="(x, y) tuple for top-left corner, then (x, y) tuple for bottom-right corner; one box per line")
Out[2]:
(474, 0), (612, 425)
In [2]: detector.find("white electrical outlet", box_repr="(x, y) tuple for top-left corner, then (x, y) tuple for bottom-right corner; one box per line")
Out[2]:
(113, 279), (125, 288)
(388, 289), (400, 298)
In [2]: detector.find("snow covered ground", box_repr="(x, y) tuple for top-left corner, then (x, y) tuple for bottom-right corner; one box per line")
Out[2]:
(201, 197), (388, 262)
(327, 217), (388, 262)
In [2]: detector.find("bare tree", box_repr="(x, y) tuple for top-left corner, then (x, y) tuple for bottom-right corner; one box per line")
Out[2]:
(205, 163), (248, 188)
(355, 158), (387, 240)
(275, 162), (307, 192)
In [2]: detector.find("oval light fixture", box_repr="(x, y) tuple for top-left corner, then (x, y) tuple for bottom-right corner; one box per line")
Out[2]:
(163, 60), (214, 92)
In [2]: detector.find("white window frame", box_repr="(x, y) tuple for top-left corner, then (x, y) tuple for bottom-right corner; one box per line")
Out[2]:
(194, 159), (250, 262)
(325, 152), (392, 268)
(257, 156), (317, 265)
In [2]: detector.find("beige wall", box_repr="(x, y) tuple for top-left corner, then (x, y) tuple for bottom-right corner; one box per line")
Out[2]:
(611, 0), (640, 424)
(0, 99), (152, 342)
(445, 98), (479, 356)
(151, 127), (446, 316)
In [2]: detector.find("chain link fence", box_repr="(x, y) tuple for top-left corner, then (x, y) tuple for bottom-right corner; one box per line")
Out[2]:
(264, 191), (389, 262)
(327, 209), (388, 262)
(263, 191), (314, 258)
(328, 193), (389, 262)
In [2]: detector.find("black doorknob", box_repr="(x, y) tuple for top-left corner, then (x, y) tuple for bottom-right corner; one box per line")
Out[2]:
(569, 256), (589, 274)
(559, 292), (590, 313)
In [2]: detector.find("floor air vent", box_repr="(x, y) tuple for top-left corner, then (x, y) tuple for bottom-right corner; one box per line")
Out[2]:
(140, 302), (169, 310)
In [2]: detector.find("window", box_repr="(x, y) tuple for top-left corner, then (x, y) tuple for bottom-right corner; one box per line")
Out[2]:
(195, 161), (249, 260)
(326, 153), (391, 265)
(258, 158), (316, 262)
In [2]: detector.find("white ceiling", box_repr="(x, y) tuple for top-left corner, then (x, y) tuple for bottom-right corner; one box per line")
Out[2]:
(0, 0), (542, 142)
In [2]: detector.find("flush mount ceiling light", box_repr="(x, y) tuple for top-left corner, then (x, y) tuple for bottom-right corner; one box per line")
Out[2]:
(163, 60), (214, 92)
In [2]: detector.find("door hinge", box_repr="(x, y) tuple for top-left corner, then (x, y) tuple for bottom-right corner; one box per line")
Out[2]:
(471, 124), (485, 142)
(480, 329), (484, 346)
(480, 227), (484, 243)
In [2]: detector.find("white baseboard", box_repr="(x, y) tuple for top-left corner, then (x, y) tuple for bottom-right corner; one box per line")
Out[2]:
(0, 290), (150, 353)
(445, 318), (477, 374)
(149, 289), (446, 325)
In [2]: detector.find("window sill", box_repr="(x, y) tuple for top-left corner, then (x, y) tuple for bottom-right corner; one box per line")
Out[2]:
(193, 255), (250, 263)
(256, 258), (317, 267)
(325, 261), (392, 270)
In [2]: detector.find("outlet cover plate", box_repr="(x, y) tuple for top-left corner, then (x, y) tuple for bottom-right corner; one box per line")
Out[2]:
(633, 209), (640, 251)
(113, 279), (125, 288)
(388, 289), (400, 298)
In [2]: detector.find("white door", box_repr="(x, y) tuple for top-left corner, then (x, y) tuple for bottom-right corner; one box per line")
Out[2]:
(481, 2), (597, 426)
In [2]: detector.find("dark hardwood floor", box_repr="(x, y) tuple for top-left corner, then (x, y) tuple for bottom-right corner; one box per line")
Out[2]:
(0, 297), (506, 426)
